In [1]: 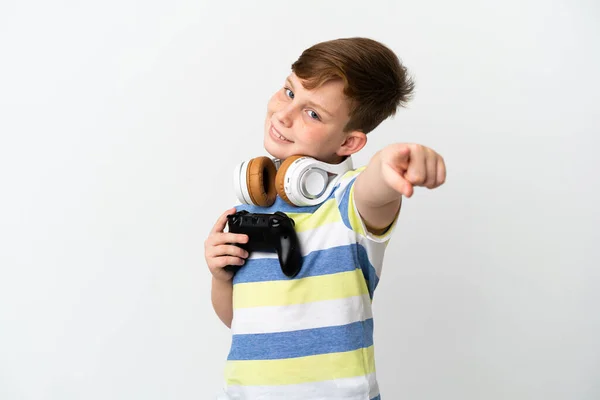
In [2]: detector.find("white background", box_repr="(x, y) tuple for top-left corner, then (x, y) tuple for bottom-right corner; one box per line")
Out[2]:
(1, 0), (599, 399)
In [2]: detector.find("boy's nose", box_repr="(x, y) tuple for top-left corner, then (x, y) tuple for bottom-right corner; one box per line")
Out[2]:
(274, 105), (294, 128)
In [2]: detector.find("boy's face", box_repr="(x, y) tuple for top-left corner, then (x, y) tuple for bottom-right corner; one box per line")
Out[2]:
(263, 73), (363, 164)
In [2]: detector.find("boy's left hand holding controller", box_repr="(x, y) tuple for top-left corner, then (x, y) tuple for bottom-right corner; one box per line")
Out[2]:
(204, 207), (249, 328)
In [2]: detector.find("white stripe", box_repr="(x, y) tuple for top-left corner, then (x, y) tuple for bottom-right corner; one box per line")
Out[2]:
(242, 177), (390, 279)
(299, 220), (388, 280)
(299, 221), (354, 256)
(368, 370), (380, 399)
(231, 294), (373, 335)
(244, 220), (354, 260)
(333, 169), (361, 203)
(248, 220), (376, 258)
(357, 235), (387, 278)
(246, 220), (386, 281)
(222, 373), (378, 400)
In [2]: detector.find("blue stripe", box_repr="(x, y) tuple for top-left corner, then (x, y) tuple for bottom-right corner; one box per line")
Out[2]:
(227, 319), (374, 360)
(370, 396), (381, 400)
(356, 244), (380, 299)
(235, 189), (338, 215)
(337, 176), (357, 231)
(232, 175), (380, 296)
(233, 245), (357, 284)
(232, 243), (380, 298)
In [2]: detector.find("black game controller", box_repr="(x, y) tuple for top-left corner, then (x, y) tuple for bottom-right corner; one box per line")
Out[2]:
(226, 210), (302, 278)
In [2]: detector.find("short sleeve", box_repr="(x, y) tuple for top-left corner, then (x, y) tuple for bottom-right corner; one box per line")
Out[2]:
(334, 167), (400, 243)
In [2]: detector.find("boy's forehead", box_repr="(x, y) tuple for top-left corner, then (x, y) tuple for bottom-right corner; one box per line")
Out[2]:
(288, 72), (307, 86)
(287, 73), (348, 111)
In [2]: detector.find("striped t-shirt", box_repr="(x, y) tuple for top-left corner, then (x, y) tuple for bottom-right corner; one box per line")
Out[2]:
(220, 167), (398, 400)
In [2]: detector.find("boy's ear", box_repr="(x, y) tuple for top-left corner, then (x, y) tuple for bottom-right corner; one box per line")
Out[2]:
(336, 130), (367, 157)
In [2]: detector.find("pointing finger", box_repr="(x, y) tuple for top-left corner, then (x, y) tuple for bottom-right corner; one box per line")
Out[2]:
(382, 162), (414, 198)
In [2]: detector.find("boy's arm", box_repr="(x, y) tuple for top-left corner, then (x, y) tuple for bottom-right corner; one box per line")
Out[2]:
(204, 207), (249, 329)
(354, 143), (446, 234)
(211, 277), (233, 328)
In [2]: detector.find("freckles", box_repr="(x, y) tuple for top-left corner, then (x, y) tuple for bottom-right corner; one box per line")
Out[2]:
(269, 98), (285, 111)
(299, 117), (307, 130)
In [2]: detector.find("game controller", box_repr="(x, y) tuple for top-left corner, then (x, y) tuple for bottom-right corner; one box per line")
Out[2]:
(226, 210), (302, 278)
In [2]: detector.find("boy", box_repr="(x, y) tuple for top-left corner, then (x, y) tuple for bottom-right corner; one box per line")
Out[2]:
(205, 37), (446, 399)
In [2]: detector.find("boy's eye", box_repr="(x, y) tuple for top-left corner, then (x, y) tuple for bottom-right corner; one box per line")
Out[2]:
(285, 88), (294, 99)
(307, 110), (320, 120)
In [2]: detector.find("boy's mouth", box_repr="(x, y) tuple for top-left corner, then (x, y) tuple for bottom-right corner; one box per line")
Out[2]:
(270, 124), (293, 143)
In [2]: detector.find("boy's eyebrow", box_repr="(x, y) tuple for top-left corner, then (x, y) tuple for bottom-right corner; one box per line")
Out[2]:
(285, 77), (333, 118)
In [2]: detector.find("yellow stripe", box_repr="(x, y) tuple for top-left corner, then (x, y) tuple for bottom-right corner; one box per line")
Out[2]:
(286, 198), (341, 232)
(233, 269), (368, 309)
(341, 167), (364, 181)
(346, 167), (394, 240)
(347, 183), (367, 236)
(225, 345), (375, 386)
(282, 167), (366, 233)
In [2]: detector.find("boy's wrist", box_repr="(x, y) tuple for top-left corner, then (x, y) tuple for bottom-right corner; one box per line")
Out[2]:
(212, 275), (233, 286)
(361, 151), (403, 206)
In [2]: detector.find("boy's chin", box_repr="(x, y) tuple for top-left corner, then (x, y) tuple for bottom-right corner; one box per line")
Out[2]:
(263, 139), (291, 160)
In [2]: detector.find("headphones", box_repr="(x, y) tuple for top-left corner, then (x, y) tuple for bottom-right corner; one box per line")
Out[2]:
(233, 155), (354, 207)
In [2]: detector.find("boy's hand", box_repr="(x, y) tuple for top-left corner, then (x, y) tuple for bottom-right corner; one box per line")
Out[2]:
(380, 143), (446, 198)
(204, 207), (249, 282)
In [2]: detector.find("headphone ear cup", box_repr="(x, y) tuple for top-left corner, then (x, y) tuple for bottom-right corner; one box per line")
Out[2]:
(246, 156), (277, 207)
(275, 155), (305, 206)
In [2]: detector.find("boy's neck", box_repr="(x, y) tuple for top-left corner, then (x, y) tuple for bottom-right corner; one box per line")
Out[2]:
(274, 155), (349, 166)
